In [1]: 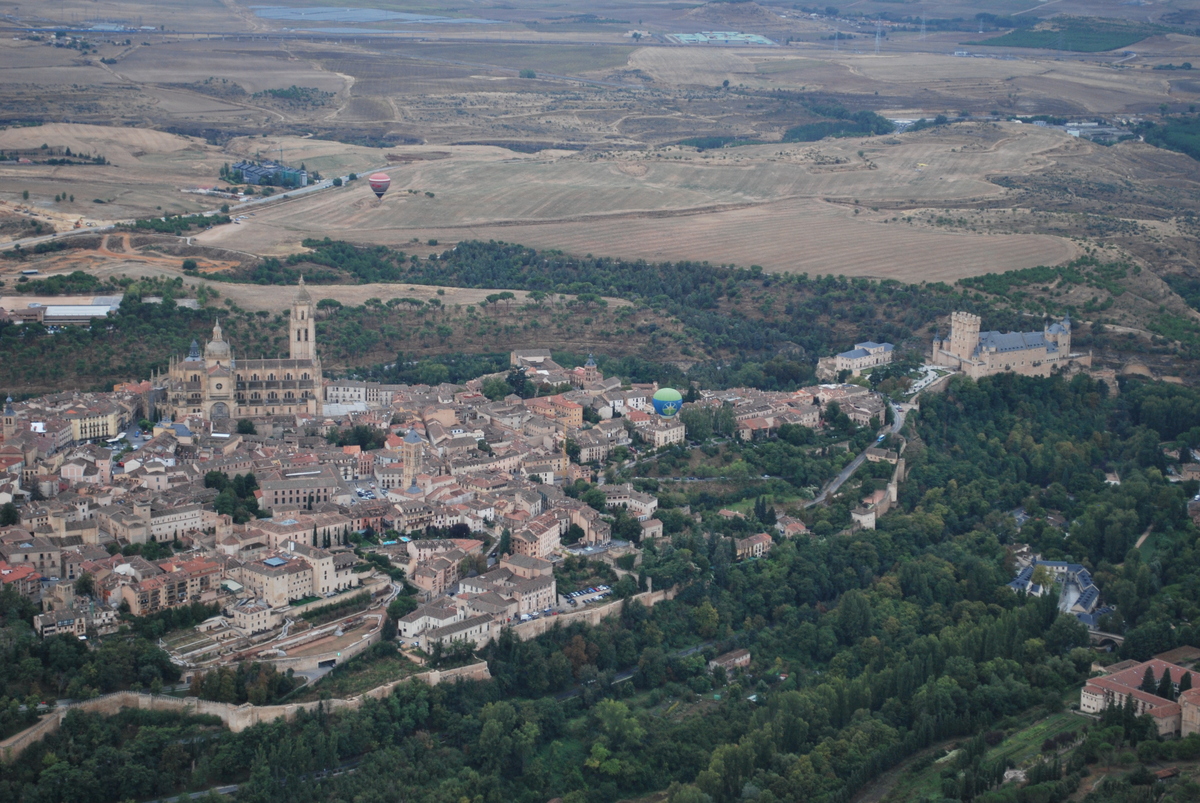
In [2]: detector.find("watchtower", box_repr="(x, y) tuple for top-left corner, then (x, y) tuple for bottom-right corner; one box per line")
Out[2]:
(949, 311), (981, 360)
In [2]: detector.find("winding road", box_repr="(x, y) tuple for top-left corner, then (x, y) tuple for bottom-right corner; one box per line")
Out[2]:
(805, 405), (906, 509)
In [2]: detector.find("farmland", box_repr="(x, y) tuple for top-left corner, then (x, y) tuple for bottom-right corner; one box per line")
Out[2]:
(967, 18), (1166, 53)
(190, 123), (1081, 279)
(0, 0), (1198, 379)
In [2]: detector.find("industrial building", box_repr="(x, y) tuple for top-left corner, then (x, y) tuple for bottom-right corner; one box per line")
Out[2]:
(231, 160), (308, 188)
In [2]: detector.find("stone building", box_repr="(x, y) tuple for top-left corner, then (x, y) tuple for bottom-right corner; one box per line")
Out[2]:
(159, 279), (322, 420)
(835, 341), (894, 376)
(932, 311), (1090, 379)
(1081, 658), (1198, 737)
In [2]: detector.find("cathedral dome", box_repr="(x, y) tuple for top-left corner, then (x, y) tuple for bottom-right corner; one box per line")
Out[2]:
(205, 319), (231, 362)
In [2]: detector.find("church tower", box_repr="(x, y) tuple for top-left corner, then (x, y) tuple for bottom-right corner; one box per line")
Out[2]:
(291, 276), (316, 361)
(2, 396), (15, 441)
(401, 427), (424, 493)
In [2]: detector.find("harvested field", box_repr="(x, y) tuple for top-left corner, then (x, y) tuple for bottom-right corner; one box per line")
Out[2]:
(393, 198), (1078, 281)
(628, 47), (756, 86)
(195, 122), (1081, 279)
(113, 45), (349, 96)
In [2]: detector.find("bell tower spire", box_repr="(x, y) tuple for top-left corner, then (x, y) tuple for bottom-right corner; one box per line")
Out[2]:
(290, 277), (315, 361)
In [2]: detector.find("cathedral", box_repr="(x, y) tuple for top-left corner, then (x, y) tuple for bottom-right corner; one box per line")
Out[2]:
(158, 279), (323, 420)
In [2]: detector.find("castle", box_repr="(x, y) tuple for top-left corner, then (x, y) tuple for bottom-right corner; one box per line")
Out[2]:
(157, 279), (323, 421)
(932, 311), (1090, 379)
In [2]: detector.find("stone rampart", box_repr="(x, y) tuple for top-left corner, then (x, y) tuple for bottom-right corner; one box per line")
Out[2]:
(0, 659), (491, 762)
(508, 586), (676, 642)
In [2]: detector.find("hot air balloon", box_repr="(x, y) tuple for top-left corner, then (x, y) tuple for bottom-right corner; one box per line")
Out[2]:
(652, 388), (683, 417)
(368, 172), (391, 201)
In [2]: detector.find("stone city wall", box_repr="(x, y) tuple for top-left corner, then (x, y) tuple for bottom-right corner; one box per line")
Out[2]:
(0, 660), (491, 762)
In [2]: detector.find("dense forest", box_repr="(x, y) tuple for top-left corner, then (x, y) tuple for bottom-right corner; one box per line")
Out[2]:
(289, 238), (998, 370)
(3, 373), (1200, 802)
(1, 239), (1016, 396)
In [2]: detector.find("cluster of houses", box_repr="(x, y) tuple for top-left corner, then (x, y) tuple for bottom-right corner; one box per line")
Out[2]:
(0, 338), (905, 665)
(396, 552), (558, 648)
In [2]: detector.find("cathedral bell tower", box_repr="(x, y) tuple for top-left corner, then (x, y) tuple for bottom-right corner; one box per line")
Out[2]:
(291, 276), (316, 361)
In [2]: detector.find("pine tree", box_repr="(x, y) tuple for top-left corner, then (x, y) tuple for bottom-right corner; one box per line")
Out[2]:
(1182, 672), (1193, 694)
(1141, 666), (1158, 694)
(1157, 670), (1175, 701)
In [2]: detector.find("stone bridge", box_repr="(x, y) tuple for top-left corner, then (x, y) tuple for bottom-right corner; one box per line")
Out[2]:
(1089, 631), (1124, 649)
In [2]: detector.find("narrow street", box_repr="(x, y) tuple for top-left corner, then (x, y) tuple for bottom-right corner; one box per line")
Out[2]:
(806, 405), (906, 509)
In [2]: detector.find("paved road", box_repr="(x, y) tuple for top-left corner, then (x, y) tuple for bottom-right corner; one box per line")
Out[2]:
(143, 784), (239, 803)
(805, 405), (906, 509)
(0, 168), (385, 253)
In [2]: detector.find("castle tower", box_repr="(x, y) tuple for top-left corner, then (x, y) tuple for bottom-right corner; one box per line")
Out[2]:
(401, 427), (424, 492)
(949, 312), (981, 360)
(290, 276), (316, 361)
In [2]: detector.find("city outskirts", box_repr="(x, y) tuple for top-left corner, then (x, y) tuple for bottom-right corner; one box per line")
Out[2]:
(3, 0), (1200, 799)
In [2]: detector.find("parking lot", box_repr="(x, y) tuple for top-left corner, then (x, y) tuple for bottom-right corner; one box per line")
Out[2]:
(352, 483), (380, 501)
(559, 584), (613, 609)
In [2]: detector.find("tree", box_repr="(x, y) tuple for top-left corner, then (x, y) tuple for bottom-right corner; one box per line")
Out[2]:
(694, 599), (719, 638)
(565, 438), (581, 463)
(1140, 666), (1157, 694)
(1031, 564), (1056, 590)
(1157, 670), (1175, 701)
(388, 595), (418, 621)
(1182, 672), (1193, 695)
(0, 503), (17, 527)
(835, 589), (872, 645)
(481, 376), (511, 401)
(74, 572), (95, 597)
(506, 369), (532, 398)
(182, 259), (198, 271)
(563, 523), (585, 545)
(236, 418), (256, 435)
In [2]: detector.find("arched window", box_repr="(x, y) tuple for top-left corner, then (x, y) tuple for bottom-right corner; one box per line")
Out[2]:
(285, 391), (294, 399)
(268, 374), (275, 381)
(297, 329), (303, 342)
(302, 373), (309, 380)
(252, 374), (258, 381)
(285, 373), (292, 381)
